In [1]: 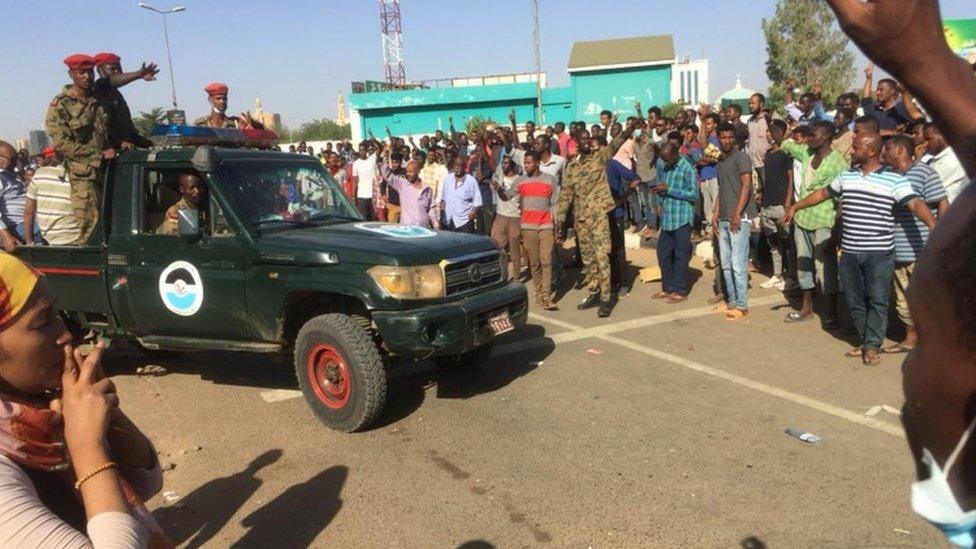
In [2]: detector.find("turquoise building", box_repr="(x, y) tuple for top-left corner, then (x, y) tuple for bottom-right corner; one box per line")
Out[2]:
(348, 35), (683, 141)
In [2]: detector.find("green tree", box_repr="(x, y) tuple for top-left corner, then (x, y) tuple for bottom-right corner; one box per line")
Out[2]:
(293, 118), (351, 141)
(133, 107), (167, 137)
(463, 116), (501, 137)
(762, 0), (855, 107)
(660, 102), (684, 120)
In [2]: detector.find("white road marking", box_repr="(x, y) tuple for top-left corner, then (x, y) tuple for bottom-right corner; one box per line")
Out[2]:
(260, 389), (303, 403)
(531, 294), (785, 344)
(491, 294), (786, 358)
(499, 295), (905, 439)
(599, 334), (905, 439)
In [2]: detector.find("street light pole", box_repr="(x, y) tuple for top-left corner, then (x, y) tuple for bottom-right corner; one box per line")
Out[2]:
(139, 3), (185, 110)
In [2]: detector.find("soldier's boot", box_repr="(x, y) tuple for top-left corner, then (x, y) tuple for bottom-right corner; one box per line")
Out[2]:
(577, 292), (600, 310)
(598, 294), (617, 318)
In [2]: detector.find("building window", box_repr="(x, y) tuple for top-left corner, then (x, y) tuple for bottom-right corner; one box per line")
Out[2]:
(680, 72), (686, 103)
(693, 70), (699, 105)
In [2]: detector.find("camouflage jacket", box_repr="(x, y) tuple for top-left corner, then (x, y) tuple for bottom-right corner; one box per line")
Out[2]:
(193, 114), (241, 129)
(44, 85), (108, 179)
(94, 78), (152, 148)
(193, 113), (264, 130)
(556, 135), (624, 225)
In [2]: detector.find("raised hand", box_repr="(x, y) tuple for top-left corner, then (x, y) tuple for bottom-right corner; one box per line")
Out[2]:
(864, 62), (874, 80)
(509, 108), (516, 122)
(826, 0), (948, 79)
(139, 62), (159, 81)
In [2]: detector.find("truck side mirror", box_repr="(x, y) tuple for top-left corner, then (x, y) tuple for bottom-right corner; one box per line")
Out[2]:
(178, 209), (201, 239)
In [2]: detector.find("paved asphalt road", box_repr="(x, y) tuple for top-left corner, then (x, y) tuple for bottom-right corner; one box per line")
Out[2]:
(106, 248), (941, 548)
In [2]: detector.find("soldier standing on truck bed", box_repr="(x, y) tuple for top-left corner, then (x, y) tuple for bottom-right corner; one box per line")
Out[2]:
(556, 108), (641, 318)
(44, 54), (114, 245)
(92, 52), (159, 150)
(193, 82), (264, 130)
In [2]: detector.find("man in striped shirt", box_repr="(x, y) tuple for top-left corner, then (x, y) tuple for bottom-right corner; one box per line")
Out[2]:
(785, 133), (936, 366)
(499, 150), (559, 310)
(653, 143), (699, 302)
(882, 136), (948, 355)
(23, 157), (80, 246)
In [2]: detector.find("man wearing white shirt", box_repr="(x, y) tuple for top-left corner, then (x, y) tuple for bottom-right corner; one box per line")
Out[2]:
(352, 142), (379, 219)
(923, 123), (971, 203)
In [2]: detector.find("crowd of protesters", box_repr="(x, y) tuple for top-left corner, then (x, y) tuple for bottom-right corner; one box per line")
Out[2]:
(310, 66), (970, 364)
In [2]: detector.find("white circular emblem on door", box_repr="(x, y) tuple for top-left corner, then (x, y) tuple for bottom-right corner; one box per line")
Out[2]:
(158, 261), (204, 316)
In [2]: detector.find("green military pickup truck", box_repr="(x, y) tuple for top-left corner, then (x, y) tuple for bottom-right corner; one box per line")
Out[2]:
(17, 144), (527, 432)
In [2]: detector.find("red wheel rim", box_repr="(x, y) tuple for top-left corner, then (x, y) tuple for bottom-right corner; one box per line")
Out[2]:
(306, 344), (352, 409)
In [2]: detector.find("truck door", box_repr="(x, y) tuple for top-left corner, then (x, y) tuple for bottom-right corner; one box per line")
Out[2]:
(114, 166), (251, 339)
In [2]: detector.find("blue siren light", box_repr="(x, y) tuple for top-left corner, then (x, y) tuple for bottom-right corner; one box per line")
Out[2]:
(149, 124), (279, 148)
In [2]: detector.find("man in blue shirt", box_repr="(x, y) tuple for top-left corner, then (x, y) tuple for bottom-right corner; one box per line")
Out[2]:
(653, 143), (699, 302)
(438, 156), (482, 233)
(606, 140), (640, 299)
(0, 141), (40, 251)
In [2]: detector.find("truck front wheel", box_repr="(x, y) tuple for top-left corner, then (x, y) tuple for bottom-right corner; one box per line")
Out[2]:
(294, 314), (387, 432)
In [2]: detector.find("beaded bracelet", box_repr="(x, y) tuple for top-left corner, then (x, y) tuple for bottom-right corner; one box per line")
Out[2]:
(74, 461), (117, 491)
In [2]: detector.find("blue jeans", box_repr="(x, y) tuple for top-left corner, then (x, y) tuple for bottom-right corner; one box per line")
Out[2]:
(839, 251), (895, 351)
(718, 219), (750, 310)
(640, 181), (658, 230)
(657, 223), (692, 294)
(7, 222), (42, 244)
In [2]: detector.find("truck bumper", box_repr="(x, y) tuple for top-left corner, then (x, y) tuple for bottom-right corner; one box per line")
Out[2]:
(372, 282), (528, 357)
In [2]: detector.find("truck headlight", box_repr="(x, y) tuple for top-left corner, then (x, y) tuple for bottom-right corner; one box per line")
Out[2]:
(368, 265), (445, 299)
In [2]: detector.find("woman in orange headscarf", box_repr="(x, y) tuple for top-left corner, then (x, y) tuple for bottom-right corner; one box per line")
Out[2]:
(0, 253), (170, 547)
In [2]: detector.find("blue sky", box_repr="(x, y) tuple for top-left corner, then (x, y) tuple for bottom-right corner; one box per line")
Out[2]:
(3, 0), (973, 142)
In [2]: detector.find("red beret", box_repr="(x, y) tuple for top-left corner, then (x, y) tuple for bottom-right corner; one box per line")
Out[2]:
(204, 82), (229, 96)
(42, 147), (56, 159)
(93, 52), (121, 66)
(63, 54), (95, 71)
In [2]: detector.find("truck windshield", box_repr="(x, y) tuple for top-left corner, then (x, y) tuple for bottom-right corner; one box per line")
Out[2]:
(216, 161), (362, 229)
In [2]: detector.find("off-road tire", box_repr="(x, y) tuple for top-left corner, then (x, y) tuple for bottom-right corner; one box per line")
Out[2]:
(295, 313), (387, 432)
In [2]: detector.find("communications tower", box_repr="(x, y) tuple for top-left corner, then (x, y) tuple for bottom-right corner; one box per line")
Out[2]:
(378, 0), (406, 88)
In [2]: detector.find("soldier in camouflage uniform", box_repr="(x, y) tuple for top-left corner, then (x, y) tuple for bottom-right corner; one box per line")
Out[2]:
(45, 54), (113, 245)
(193, 82), (264, 129)
(93, 52), (159, 149)
(557, 112), (640, 317)
(156, 173), (208, 235)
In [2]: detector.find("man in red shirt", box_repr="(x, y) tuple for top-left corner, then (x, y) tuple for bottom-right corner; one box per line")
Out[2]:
(497, 150), (558, 310)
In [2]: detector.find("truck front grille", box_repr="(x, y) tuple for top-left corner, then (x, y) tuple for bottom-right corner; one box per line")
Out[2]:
(444, 252), (504, 297)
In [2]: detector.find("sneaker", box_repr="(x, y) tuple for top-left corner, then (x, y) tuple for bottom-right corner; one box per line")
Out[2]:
(598, 301), (614, 317)
(760, 275), (783, 289)
(618, 286), (631, 300)
(577, 292), (601, 310)
(774, 279), (786, 291)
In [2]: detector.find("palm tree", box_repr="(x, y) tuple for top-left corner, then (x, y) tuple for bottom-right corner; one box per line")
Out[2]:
(134, 107), (167, 137)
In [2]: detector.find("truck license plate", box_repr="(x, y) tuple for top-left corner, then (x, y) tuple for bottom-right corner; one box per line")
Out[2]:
(488, 310), (514, 336)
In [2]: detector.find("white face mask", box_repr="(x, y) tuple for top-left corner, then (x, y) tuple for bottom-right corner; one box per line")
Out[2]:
(912, 415), (976, 547)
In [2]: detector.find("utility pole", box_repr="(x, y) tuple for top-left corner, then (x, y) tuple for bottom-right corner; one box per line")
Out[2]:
(138, 3), (186, 110)
(533, 0), (543, 125)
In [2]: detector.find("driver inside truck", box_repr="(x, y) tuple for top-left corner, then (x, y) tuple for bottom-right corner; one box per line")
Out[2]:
(155, 171), (209, 235)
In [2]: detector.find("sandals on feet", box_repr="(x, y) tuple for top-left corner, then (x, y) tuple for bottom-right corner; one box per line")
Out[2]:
(845, 348), (863, 359)
(784, 312), (812, 323)
(725, 309), (751, 321)
(882, 343), (915, 354)
(862, 352), (882, 366)
(651, 291), (672, 299)
(667, 294), (688, 304)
